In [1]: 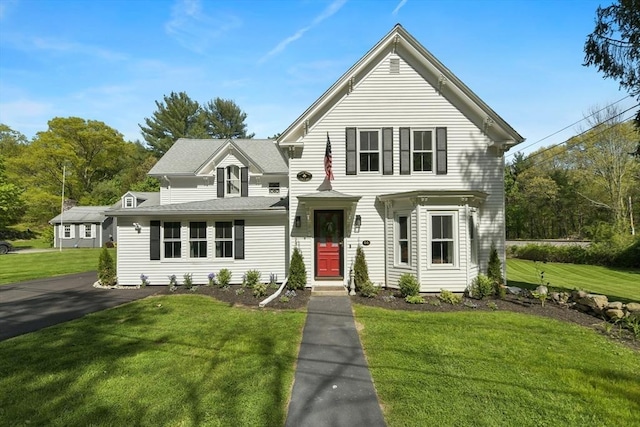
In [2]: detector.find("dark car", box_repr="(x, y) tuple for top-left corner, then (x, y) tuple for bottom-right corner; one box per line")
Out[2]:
(0, 241), (13, 254)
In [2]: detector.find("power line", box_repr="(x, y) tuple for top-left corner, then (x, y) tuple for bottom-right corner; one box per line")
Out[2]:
(514, 104), (639, 172)
(505, 95), (632, 158)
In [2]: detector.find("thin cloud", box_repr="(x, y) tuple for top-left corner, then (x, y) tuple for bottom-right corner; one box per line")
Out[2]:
(392, 0), (407, 16)
(30, 37), (127, 61)
(165, 0), (241, 54)
(260, 0), (347, 63)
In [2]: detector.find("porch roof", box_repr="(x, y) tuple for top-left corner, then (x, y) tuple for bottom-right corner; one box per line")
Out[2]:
(377, 190), (488, 205)
(297, 189), (362, 203)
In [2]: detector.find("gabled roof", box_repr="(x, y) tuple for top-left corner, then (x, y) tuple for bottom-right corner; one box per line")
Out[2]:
(106, 196), (287, 217)
(110, 192), (160, 209)
(148, 138), (288, 176)
(278, 24), (524, 148)
(49, 206), (111, 224)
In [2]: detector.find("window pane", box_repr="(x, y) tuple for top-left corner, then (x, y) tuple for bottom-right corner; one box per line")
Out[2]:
(190, 222), (206, 239)
(369, 132), (378, 150)
(190, 241), (207, 258)
(442, 216), (453, 239)
(399, 216), (408, 239)
(215, 222), (232, 238)
(432, 216), (442, 239)
(165, 222), (180, 238)
(400, 241), (409, 264)
(432, 242), (452, 264)
(165, 242), (181, 258)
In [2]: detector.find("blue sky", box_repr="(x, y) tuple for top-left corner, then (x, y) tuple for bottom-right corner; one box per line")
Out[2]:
(0, 0), (637, 158)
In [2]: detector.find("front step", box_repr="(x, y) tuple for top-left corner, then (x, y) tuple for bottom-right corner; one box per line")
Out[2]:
(312, 285), (348, 296)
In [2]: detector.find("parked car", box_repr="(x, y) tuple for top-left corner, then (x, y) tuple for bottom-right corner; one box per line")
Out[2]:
(0, 241), (13, 254)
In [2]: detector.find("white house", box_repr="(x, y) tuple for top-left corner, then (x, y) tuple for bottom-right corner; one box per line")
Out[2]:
(108, 24), (523, 290)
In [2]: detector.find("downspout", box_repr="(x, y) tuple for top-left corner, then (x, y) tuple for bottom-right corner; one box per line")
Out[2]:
(259, 276), (289, 307)
(384, 201), (389, 289)
(465, 203), (470, 291)
(163, 175), (171, 204)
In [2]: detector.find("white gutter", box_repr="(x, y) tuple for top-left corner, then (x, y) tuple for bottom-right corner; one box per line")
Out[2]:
(259, 276), (289, 308)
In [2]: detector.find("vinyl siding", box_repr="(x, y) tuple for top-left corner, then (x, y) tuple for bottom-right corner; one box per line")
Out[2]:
(287, 53), (504, 290)
(116, 215), (287, 286)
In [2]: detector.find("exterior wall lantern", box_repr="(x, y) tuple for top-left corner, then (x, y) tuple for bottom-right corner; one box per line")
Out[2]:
(295, 216), (301, 228)
(355, 215), (362, 227)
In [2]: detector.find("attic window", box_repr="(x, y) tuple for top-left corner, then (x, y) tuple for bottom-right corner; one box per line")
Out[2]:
(390, 57), (400, 74)
(124, 197), (134, 208)
(269, 183), (280, 194)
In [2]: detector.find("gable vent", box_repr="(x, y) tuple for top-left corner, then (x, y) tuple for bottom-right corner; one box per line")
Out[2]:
(390, 57), (400, 74)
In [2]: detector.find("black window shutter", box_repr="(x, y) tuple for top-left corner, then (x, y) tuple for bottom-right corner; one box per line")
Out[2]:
(399, 127), (410, 175)
(382, 127), (393, 175)
(436, 127), (447, 175)
(241, 167), (249, 197)
(150, 221), (160, 260)
(216, 167), (224, 197)
(234, 220), (245, 260)
(346, 127), (357, 175)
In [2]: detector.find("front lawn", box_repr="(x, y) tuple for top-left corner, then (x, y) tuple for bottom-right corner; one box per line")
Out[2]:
(0, 295), (306, 426)
(507, 258), (640, 302)
(0, 248), (111, 285)
(355, 305), (640, 427)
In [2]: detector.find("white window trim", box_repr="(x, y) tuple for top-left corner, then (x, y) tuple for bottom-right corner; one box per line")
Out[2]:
(124, 196), (135, 208)
(358, 129), (381, 174)
(428, 211), (458, 269)
(412, 128), (435, 174)
(394, 212), (411, 267)
(268, 182), (280, 194)
(214, 221), (234, 259)
(189, 221), (207, 259)
(82, 224), (95, 239)
(61, 224), (74, 239)
(163, 221), (182, 259)
(469, 212), (478, 266)
(226, 165), (241, 197)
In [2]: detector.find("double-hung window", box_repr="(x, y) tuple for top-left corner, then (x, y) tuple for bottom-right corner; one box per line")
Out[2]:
(226, 166), (240, 195)
(164, 222), (181, 258)
(396, 214), (410, 265)
(189, 222), (207, 258)
(215, 221), (233, 258)
(413, 130), (433, 172)
(63, 224), (72, 238)
(431, 213), (455, 265)
(359, 130), (380, 172)
(84, 224), (93, 238)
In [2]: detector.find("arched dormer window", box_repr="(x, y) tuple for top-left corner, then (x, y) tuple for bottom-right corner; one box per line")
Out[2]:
(226, 165), (240, 195)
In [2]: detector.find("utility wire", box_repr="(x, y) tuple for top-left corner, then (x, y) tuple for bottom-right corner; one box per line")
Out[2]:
(513, 104), (639, 172)
(505, 95), (631, 158)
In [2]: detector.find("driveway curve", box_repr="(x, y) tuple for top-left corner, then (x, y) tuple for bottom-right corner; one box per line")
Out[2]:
(0, 272), (158, 341)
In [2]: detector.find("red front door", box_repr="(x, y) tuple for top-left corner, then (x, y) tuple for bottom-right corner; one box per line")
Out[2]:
(315, 210), (343, 277)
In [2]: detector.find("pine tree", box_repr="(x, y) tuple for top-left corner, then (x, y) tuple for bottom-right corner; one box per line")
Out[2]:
(288, 246), (307, 290)
(98, 246), (117, 286)
(487, 242), (503, 285)
(353, 245), (369, 291)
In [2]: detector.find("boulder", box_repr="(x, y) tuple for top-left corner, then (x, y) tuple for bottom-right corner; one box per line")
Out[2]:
(571, 290), (587, 301)
(535, 285), (548, 296)
(605, 309), (625, 320)
(608, 301), (623, 310)
(626, 302), (640, 312)
(507, 286), (522, 296)
(576, 294), (609, 314)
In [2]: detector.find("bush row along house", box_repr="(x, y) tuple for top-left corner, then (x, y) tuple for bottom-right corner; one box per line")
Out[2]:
(104, 25), (524, 290)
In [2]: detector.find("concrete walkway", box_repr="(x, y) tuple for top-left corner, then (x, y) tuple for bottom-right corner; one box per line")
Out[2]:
(285, 296), (386, 427)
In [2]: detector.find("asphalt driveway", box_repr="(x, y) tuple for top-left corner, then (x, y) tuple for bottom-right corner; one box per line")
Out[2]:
(0, 272), (158, 341)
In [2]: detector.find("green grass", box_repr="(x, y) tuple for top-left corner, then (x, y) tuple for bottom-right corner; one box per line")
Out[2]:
(0, 248), (112, 285)
(355, 305), (640, 427)
(0, 295), (306, 426)
(507, 258), (640, 302)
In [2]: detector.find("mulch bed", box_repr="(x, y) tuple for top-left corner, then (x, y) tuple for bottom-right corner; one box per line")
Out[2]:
(154, 285), (639, 351)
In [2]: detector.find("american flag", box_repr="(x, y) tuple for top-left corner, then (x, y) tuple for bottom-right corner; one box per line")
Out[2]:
(324, 133), (334, 181)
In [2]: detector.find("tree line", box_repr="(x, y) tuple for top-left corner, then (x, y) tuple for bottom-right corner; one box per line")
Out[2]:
(0, 93), (252, 228)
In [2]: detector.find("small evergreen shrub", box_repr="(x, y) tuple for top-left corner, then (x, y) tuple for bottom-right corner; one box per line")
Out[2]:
(398, 273), (419, 297)
(353, 245), (370, 292)
(183, 273), (193, 289)
(288, 246), (307, 290)
(97, 246), (117, 286)
(487, 242), (503, 285)
(217, 269), (232, 288)
(469, 274), (494, 299)
(253, 283), (268, 298)
(358, 280), (378, 298)
(243, 270), (261, 288)
(405, 295), (425, 304)
(428, 298), (441, 307)
(439, 289), (462, 305)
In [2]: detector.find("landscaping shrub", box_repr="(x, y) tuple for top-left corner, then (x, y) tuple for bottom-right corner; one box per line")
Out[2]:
(353, 245), (369, 291)
(398, 273), (419, 297)
(288, 246), (307, 290)
(438, 289), (462, 305)
(469, 274), (494, 299)
(253, 283), (268, 298)
(359, 280), (379, 298)
(97, 246), (116, 286)
(217, 269), (232, 288)
(243, 269), (261, 288)
(487, 242), (503, 284)
(614, 237), (640, 268)
(405, 295), (425, 304)
(183, 273), (193, 289)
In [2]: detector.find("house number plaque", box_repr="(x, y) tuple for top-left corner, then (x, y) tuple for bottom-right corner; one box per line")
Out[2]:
(297, 171), (312, 182)
(362, 240), (371, 246)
